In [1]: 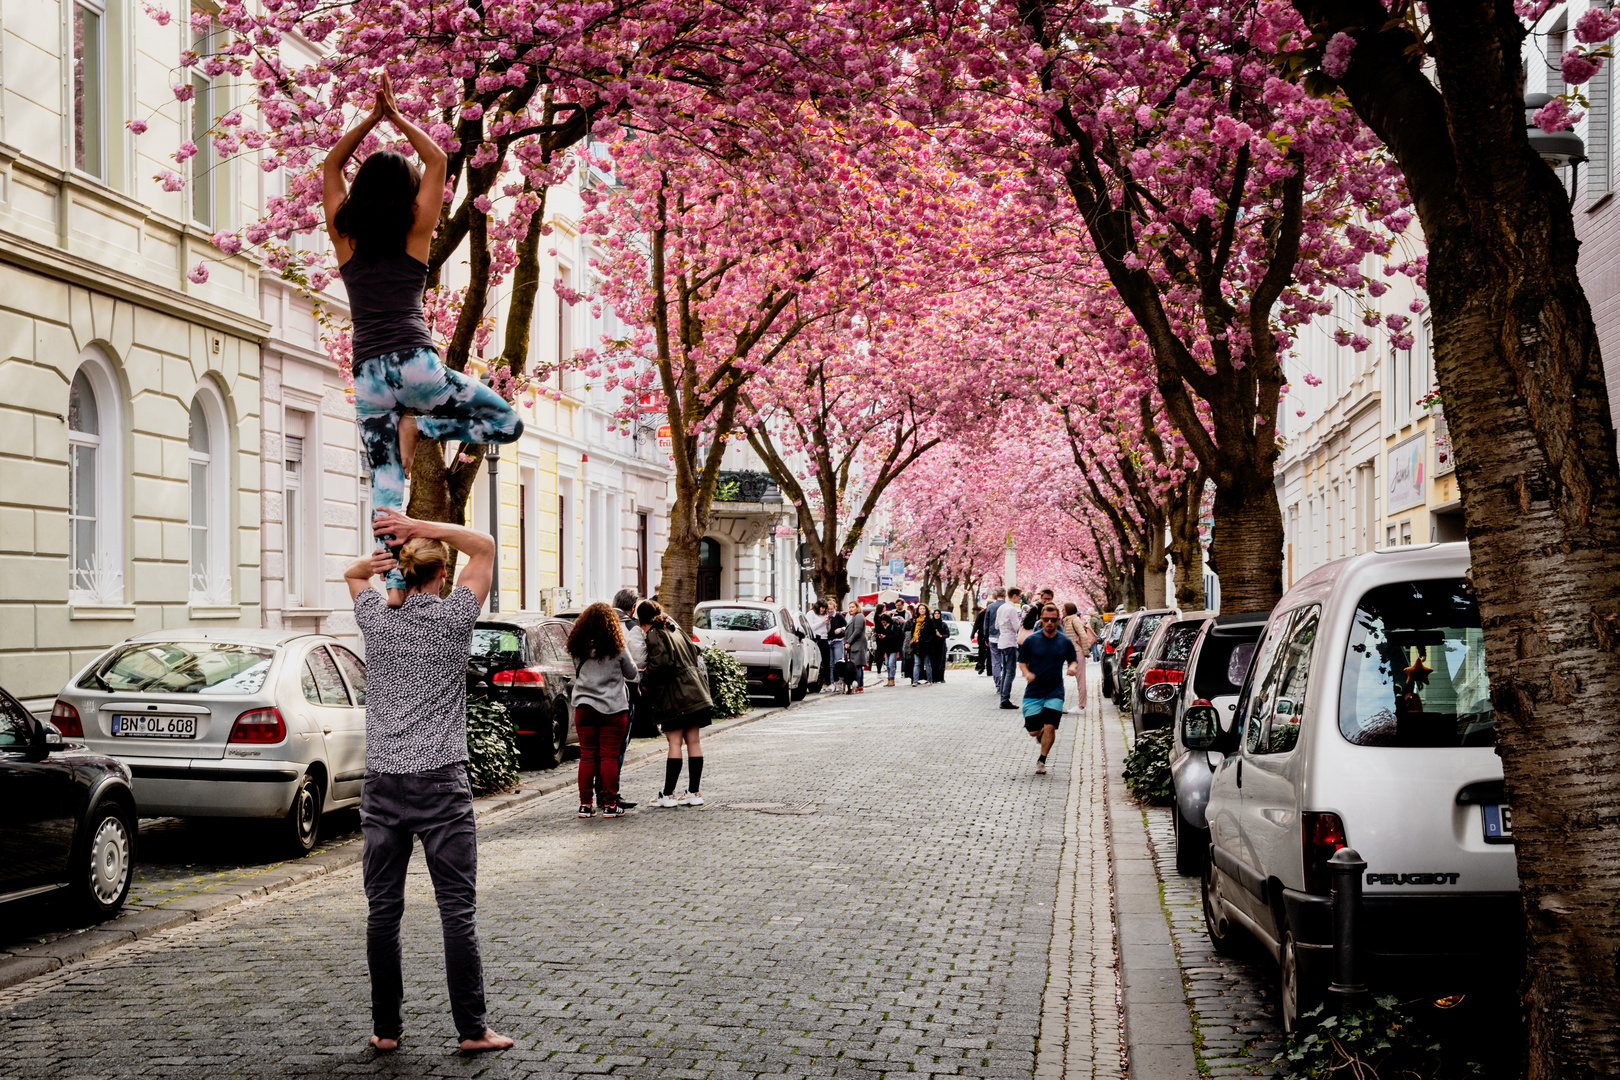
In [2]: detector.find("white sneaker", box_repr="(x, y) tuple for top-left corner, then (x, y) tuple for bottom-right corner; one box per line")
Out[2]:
(653, 793), (680, 808)
(1035, 761), (1048, 775)
(677, 790), (705, 806)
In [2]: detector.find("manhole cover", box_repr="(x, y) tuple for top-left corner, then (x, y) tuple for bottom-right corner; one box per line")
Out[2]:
(718, 802), (819, 815)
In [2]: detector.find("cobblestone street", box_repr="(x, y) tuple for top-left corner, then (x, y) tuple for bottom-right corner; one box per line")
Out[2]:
(0, 677), (1112, 1079)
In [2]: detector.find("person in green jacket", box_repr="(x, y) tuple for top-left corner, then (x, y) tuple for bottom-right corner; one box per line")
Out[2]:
(638, 601), (715, 808)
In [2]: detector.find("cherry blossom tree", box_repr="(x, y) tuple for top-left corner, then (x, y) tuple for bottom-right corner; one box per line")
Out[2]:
(1286, 1), (1620, 1071)
(986, 0), (1411, 615)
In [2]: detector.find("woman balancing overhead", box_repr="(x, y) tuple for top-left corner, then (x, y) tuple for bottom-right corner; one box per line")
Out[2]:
(324, 72), (522, 604)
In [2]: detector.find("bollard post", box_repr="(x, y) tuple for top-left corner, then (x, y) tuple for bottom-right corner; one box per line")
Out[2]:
(1327, 846), (1370, 1009)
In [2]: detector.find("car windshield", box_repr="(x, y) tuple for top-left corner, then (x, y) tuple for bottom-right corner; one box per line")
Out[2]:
(1339, 579), (1493, 748)
(83, 641), (276, 695)
(694, 607), (774, 631)
(470, 627), (524, 661)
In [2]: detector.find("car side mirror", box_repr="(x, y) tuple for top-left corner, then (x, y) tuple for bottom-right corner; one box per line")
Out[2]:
(24, 718), (63, 760)
(1182, 703), (1221, 751)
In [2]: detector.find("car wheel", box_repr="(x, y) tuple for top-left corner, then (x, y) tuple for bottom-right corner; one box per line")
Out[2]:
(1174, 811), (1208, 877)
(284, 771), (321, 856)
(773, 678), (792, 708)
(73, 799), (134, 919)
(537, 702), (568, 770)
(1279, 927), (1324, 1033)
(1201, 856), (1242, 956)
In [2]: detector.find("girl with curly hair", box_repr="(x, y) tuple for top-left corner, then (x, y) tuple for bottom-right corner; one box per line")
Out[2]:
(565, 603), (638, 818)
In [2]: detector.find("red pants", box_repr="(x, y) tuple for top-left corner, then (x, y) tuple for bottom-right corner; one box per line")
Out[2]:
(575, 707), (628, 807)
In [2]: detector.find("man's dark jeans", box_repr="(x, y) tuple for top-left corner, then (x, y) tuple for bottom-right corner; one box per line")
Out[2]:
(361, 764), (487, 1042)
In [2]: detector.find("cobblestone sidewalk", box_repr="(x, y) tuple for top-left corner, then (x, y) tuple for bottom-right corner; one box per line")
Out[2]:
(0, 676), (1093, 1079)
(1107, 705), (1284, 1078)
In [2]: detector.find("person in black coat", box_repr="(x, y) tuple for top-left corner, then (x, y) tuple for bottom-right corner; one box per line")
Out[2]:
(971, 606), (988, 675)
(929, 609), (949, 684)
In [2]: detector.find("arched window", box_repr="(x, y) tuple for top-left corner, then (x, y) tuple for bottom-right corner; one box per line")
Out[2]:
(188, 384), (231, 604)
(67, 351), (123, 604)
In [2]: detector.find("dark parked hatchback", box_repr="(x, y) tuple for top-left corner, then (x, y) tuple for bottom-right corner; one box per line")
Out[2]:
(1130, 613), (1213, 735)
(0, 682), (137, 918)
(468, 616), (580, 768)
(1112, 608), (1172, 707)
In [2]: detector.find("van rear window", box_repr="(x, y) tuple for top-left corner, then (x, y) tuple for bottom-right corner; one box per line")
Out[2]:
(694, 607), (774, 632)
(1339, 579), (1494, 748)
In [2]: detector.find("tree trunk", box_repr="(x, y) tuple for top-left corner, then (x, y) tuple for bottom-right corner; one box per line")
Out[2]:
(660, 475), (703, 633)
(1142, 514), (1168, 610)
(1206, 478), (1282, 616)
(1169, 473), (1207, 610)
(811, 549), (850, 610)
(1288, 4), (1620, 1073)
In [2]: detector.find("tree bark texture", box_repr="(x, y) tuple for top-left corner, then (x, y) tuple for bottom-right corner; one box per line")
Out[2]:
(1169, 472), (1208, 610)
(1291, 2), (1620, 1074)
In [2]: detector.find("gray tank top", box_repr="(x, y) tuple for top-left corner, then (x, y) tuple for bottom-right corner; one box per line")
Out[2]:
(338, 251), (438, 364)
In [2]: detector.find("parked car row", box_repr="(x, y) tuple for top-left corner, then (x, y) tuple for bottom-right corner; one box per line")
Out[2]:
(1139, 542), (1516, 1031)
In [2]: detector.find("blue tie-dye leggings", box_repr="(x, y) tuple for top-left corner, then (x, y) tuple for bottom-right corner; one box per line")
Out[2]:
(353, 347), (523, 588)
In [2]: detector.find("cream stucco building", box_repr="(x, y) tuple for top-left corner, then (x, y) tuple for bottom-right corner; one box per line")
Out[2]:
(0, 0), (264, 707)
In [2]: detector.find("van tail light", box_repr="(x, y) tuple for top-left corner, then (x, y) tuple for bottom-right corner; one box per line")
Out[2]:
(229, 707), (287, 744)
(50, 700), (83, 738)
(1302, 812), (1349, 894)
(761, 630), (785, 647)
(1141, 668), (1185, 686)
(1104, 641), (1115, 654)
(692, 632), (701, 643)
(492, 667), (545, 686)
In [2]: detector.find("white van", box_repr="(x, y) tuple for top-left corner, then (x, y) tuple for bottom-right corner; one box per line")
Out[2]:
(1195, 542), (1518, 1031)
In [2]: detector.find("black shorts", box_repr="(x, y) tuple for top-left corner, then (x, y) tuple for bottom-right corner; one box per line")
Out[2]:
(1024, 710), (1062, 733)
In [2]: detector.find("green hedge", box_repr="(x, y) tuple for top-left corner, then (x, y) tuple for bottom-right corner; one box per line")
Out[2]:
(703, 646), (752, 718)
(465, 698), (520, 795)
(1123, 726), (1173, 804)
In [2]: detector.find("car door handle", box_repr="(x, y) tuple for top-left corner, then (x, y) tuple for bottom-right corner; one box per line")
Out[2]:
(322, 728), (333, 735)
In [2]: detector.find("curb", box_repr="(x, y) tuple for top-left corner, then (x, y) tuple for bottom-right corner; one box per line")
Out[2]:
(0, 697), (812, 992)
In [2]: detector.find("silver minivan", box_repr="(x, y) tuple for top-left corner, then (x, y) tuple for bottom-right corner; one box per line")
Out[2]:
(693, 601), (807, 707)
(1197, 542), (1517, 1030)
(53, 629), (368, 854)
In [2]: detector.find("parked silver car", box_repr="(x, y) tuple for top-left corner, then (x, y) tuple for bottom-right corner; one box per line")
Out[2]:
(1167, 610), (1268, 875)
(785, 609), (824, 693)
(1199, 542), (1517, 1030)
(52, 629), (368, 855)
(692, 601), (808, 707)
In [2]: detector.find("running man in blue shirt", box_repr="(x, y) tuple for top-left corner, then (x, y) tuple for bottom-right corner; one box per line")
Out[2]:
(1018, 603), (1078, 775)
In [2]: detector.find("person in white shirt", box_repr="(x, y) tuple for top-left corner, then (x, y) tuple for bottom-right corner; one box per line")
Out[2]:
(995, 588), (1026, 709)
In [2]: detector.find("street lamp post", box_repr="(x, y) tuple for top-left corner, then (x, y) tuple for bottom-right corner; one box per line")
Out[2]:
(486, 442), (500, 612)
(481, 373), (501, 613)
(1525, 93), (1588, 207)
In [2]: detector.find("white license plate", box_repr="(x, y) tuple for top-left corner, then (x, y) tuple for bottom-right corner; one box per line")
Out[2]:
(112, 714), (198, 739)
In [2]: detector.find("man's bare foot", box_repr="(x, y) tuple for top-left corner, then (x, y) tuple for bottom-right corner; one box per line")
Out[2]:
(399, 414), (418, 475)
(370, 1035), (399, 1052)
(460, 1029), (514, 1052)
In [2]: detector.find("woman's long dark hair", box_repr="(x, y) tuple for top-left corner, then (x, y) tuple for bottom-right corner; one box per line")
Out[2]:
(567, 602), (626, 660)
(332, 151), (419, 258)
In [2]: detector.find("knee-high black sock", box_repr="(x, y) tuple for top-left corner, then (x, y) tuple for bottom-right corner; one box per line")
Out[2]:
(663, 757), (683, 798)
(688, 756), (704, 793)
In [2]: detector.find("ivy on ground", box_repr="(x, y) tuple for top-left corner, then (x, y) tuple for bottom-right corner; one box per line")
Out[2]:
(465, 698), (520, 795)
(703, 646), (752, 718)
(1124, 726), (1174, 804)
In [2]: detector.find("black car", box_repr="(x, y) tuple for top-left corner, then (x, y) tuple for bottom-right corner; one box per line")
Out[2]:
(1099, 616), (1129, 698)
(1130, 613), (1213, 735)
(1112, 608), (1172, 707)
(0, 683), (137, 918)
(468, 615), (580, 768)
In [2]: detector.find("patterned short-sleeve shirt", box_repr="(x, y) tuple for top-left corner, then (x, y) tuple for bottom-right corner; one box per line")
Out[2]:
(354, 585), (482, 774)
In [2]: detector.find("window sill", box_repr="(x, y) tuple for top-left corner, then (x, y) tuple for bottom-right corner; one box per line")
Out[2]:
(70, 604), (137, 621)
(284, 607), (335, 618)
(189, 604), (241, 620)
